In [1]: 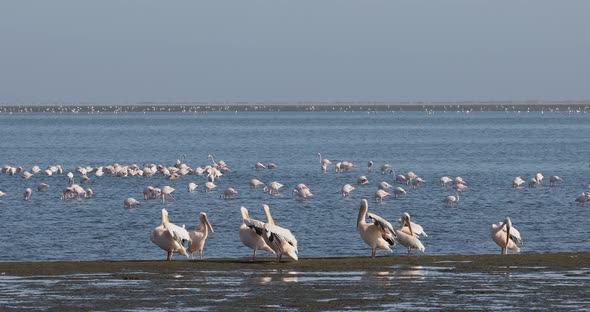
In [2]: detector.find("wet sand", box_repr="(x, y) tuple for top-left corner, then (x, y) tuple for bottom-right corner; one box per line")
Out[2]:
(1, 253), (589, 311)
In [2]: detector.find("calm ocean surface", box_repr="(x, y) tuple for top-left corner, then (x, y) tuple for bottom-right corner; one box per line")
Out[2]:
(0, 111), (589, 261)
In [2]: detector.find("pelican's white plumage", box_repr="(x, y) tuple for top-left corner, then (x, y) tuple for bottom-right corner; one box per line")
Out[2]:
(244, 205), (298, 262)
(394, 213), (426, 256)
(150, 208), (191, 261)
(357, 199), (396, 257)
(188, 212), (214, 260)
(491, 217), (523, 255)
(239, 207), (275, 259)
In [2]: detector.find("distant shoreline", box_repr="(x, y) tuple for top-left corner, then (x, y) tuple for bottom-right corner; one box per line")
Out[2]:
(1, 102), (590, 113)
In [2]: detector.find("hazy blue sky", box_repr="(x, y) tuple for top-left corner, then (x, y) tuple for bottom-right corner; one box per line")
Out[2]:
(1, 1), (589, 103)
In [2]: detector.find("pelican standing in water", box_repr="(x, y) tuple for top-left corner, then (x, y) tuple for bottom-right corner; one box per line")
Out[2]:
(150, 208), (191, 260)
(188, 212), (215, 260)
(239, 207), (275, 259)
(244, 204), (298, 262)
(357, 199), (396, 257)
(394, 213), (426, 256)
(491, 217), (523, 255)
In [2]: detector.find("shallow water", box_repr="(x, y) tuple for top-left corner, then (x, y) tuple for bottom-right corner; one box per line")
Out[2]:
(1, 265), (589, 311)
(0, 111), (589, 261)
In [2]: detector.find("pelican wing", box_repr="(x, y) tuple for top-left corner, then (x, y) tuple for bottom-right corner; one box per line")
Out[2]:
(163, 222), (191, 243)
(264, 223), (298, 251)
(509, 227), (523, 245)
(244, 218), (267, 236)
(367, 213), (396, 245)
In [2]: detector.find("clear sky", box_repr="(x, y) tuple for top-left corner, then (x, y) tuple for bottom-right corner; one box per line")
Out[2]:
(1, 1), (589, 103)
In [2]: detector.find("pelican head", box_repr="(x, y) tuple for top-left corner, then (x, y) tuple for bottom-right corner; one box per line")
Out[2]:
(263, 204), (275, 225)
(402, 212), (414, 236)
(200, 212), (214, 233)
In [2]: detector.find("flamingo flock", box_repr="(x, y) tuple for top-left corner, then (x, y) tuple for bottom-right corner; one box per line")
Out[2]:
(1, 152), (588, 262)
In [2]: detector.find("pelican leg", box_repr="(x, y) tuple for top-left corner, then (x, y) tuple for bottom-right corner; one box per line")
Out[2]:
(278, 254), (283, 263)
(167, 251), (173, 261)
(199, 251), (203, 260)
(191, 253), (194, 260)
(252, 250), (257, 260)
(371, 248), (376, 258)
(407, 248), (412, 257)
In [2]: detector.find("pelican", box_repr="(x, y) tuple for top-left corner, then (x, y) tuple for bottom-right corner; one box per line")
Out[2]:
(445, 192), (460, 207)
(250, 179), (264, 189)
(357, 199), (396, 257)
(439, 176), (452, 186)
(375, 189), (391, 203)
(161, 186), (176, 203)
(549, 175), (562, 186)
(23, 188), (32, 201)
(188, 212), (214, 260)
(239, 207), (275, 259)
(341, 184), (356, 197)
(357, 175), (369, 186)
(317, 153), (332, 172)
(393, 186), (407, 199)
(220, 188), (239, 199)
(394, 213), (426, 256)
(244, 204), (298, 262)
(124, 197), (140, 208)
(512, 177), (525, 188)
(150, 208), (191, 261)
(188, 182), (198, 192)
(491, 217), (523, 255)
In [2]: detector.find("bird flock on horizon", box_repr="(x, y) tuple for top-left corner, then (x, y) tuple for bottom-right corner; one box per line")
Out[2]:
(1, 153), (589, 262)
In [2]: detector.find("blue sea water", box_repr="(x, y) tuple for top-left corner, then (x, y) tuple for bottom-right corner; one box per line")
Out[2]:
(0, 111), (589, 261)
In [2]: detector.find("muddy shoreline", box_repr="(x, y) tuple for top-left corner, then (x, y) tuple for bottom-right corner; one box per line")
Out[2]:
(1, 252), (588, 276)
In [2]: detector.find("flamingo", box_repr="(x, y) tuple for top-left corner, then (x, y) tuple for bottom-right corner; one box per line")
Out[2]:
(454, 176), (467, 185)
(292, 183), (313, 199)
(341, 161), (356, 171)
(266, 163), (278, 169)
(204, 182), (217, 192)
(124, 197), (140, 208)
(528, 177), (540, 188)
(375, 189), (391, 203)
(411, 177), (426, 189)
(575, 192), (590, 206)
(250, 179), (264, 189)
(244, 204), (298, 262)
(239, 207), (275, 259)
(85, 188), (93, 198)
(378, 181), (393, 190)
(317, 153), (332, 172)
(263, 181), (283, 195)
(23, 188), (32, 201)
(491, 217), (523, 255)
(220, 188), (239, 199)
(255, 162), (267, 170)
(188, 212), (215, 260)
(37, 183), (49, 192)
(513, 177), (525, 188)
(161, 186), (176, 203)
(187, 182), (198, 192)
(0, 191), (6, 198)
(150, 208), (191, 261)
(453, 183), (468, 193)
(535, 173), (544, 185)
(368, 160), (374, 171)
(445, 192), (460, 207)
(21, 171), (33, 179)
(549, 176), (562, 186)
(394, 213), (426, 256)
(440, 176), (453, 186)
(357, 198), (396, 257)
(357, 175), (369, 186)
(393, 186), (407, 199)
(341, 184), (356, 197)
(381, 164), (392, 175)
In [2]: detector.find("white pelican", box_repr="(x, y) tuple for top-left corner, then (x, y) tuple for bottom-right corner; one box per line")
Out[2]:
(250, 179), (264, 189)
(394, 213), (426, 256)
(549, 175), (562, 186)
(23, 188), (32, 201)
(512, 177), (525, 188)
(357, 199), (396, 257)
(239, 207), (275, 259)
(150, 209), (191, 261)
(439, 176), (452, 186)
(341, 184), (355, 197)
(491, 217), (523, 255)
(445, 192), (460, 207)
(124, 197), (140, 208)
(220, 188), (239, 199)
(244, 204), (298, 262)
(188, 212), (214, 260)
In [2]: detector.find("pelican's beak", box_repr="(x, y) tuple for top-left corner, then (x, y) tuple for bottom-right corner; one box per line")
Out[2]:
(204, 214), (214, 233)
